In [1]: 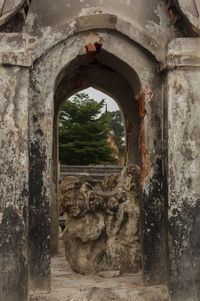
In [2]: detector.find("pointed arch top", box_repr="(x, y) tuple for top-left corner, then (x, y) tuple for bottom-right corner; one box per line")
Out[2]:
(30, 14), (166, 64)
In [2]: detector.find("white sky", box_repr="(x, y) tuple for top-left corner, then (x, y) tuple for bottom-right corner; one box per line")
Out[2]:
(70, 87), (119, 112)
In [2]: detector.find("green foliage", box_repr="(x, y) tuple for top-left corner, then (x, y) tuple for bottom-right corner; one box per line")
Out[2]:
(59, 93), (116, 165)
(106, 110), (125, 153)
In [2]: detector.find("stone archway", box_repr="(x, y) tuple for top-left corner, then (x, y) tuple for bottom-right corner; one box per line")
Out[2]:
(28, 29), (165, 297)
(1, 2), (200, 300)
(51, 47), (141, 255)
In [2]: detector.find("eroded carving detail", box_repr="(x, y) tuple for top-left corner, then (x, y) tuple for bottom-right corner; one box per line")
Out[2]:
(59, 165), (141, 275)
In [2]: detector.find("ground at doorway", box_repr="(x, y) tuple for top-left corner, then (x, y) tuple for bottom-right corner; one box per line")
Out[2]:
(30, 244), (170, 301)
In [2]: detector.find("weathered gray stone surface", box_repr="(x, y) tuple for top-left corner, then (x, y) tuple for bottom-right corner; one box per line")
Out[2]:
(0, 66), (29, 301)
(166, 65), (200, 301)
(25, 0), (177, 61)
(59, 165), (141, 275)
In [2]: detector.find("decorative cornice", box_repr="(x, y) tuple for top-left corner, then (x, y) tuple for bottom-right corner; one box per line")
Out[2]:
(160, 38), (200, 71)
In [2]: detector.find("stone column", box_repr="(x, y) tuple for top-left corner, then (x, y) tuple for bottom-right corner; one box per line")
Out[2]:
(28, 60), (53, 293)
(165, 38), (200, 301)
(0, 39), (30, 301)
(139, 80), (167, 286)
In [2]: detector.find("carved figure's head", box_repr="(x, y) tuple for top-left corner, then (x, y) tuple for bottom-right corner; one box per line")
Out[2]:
(60, 177), (95, 218)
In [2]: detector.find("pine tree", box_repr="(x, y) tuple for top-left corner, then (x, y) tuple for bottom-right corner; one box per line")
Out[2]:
(59, 93), (116, 165)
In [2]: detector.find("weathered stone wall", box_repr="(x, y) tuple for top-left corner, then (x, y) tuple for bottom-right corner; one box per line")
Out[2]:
(165, 38), (200, 301)
(28, 59), (53, 292)
(0, 66), (29, 301)
(0, 2), (200, 301)
(26, 0), (175, 54)
(25, 0), (177, 62)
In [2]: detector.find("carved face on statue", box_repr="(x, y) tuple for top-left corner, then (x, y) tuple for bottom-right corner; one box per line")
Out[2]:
(60, 177), (95, 218)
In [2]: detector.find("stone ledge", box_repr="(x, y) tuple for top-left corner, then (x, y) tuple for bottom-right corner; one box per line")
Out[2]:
(160, 38), (200, 71)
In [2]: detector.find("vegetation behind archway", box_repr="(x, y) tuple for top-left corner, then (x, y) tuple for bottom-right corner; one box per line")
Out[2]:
(59, 92), (124, 165)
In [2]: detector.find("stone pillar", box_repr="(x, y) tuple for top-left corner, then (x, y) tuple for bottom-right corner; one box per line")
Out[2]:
(28, 63), (53, 293)
(166, 38), (200, 301)
(0, 63), (30, 301)
(139, 81), (167, 286)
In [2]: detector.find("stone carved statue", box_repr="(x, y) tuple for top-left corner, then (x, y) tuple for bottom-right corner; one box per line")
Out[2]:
(59, 176), (107, 274)
(59, 165), (141, 275)
(104, 165), (141, 272)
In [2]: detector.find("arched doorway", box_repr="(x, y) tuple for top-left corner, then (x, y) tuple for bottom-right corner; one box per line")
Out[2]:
(28, 29), (166, 295)
(52, 86), (127, 256)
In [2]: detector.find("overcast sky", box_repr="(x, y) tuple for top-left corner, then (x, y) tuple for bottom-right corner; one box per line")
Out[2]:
(70, 87), (119, 112)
